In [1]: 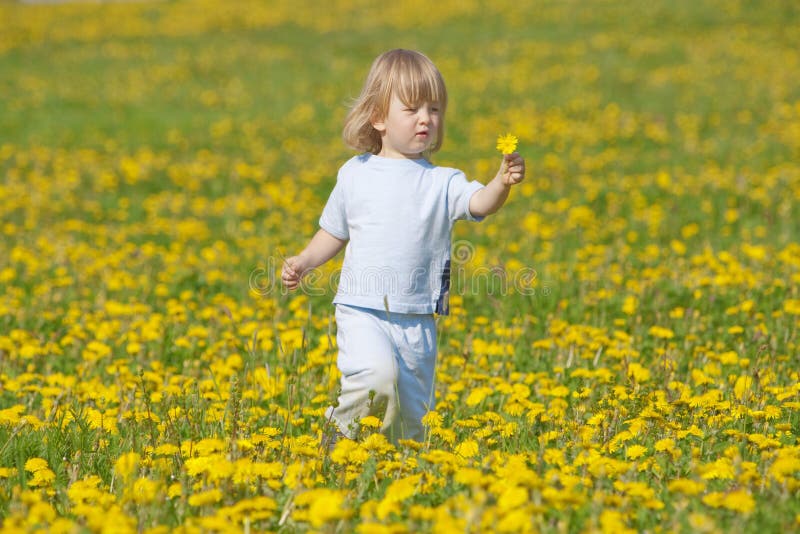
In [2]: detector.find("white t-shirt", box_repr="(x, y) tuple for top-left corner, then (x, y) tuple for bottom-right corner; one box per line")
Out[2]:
(319, 154), (485, 315)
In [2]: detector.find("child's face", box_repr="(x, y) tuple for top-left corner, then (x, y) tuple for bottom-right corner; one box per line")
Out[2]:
(372, 95), (441, 159)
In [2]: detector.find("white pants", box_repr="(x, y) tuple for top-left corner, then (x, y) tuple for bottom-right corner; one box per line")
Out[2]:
(325, 304), (437, 442)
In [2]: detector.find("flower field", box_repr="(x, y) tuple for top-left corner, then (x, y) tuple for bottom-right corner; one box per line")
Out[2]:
(1, 0), (800, 532)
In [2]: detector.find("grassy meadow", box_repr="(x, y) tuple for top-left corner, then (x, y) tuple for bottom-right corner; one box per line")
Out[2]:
(1, 0), (800, 531)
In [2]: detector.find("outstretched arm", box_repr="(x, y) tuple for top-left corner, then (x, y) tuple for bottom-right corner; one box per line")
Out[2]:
(469, 152), (525, 218)
(281, 229), (347, 290)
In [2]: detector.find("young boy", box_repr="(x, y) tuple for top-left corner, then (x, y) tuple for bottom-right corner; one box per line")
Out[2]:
(282, 49), (525, 442)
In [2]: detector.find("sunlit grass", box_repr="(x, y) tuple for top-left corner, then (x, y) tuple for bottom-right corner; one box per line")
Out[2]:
(1, 0), (800, 532)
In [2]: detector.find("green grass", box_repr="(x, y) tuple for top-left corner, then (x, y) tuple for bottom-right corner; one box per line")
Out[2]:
(1, 0), (800, 532)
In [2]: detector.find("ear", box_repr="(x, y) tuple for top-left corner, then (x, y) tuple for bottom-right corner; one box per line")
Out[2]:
(372, 117), (386, 133)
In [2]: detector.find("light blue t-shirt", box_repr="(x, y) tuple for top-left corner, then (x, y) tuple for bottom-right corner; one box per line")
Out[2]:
(319, 153), (485, 315)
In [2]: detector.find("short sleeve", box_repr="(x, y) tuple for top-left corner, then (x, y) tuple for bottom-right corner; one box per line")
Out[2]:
(319, 178), (349, 240)
(447, 170), (486, 222)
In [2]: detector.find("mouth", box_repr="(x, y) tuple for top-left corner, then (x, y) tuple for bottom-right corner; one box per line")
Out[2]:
(415, 131), (429, 137)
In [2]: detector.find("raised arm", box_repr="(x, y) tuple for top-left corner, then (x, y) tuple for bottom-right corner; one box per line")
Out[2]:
(281, 229), (348, 290)
(469, 152), (525, 218)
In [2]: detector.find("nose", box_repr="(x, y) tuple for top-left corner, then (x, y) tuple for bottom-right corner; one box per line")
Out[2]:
(418, 106), (430, 125)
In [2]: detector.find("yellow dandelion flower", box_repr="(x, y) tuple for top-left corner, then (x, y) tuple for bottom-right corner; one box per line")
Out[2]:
(454, 439), (479, 458)
(784, 299), (800, 315)
(153, 444), (180, 456)
(722, 489), (756, 513)
(599, 510), (636, 534)
(454, 467), (483, 486)
(114, 452), (140, 481)
(543, 448), (566, 466)
(360, 415), (381, 429)
(127, 477), (159, 505)
(295, 488), (351, 528)
(496, 133), (519, 155)
(626, 444), (648, 460)
(382, 474), (421, 505)
(627, 363), (651, 383)
(648, 325), (675, 339)
(622, 295), (638, 316)
(361, 433), (394, 453)
(0, 405), (26, 426)
(733, 375), (754, 401)
(24, 458), (49, 473)
(25, 458), (56, 488)
(497, 485), (528, 512)
(654, 438), (675, 452)
(687, 513), (717, 532)
(421, 410), (443, 429)
(187, 488), (223, 507)
(667, 478), (705, 496)
(466, 386), (493, 406)
(167, 483), (182, 499)
(699, 457), (735, 480)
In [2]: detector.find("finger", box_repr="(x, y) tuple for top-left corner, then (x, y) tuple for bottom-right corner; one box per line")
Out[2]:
(507, 171), (524, 183)
(507, 161), (523, 170)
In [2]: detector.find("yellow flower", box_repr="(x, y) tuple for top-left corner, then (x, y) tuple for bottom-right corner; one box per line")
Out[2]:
(599, 510), (636, 534)
(167, 483), (182, 499)
(497, 485), (527, 512)
(188, 488), (223, 507)
(127, 477), (159, 504)
(28, 468), (56, 488)
(667, 478), (705, 496)
(733, 375), (754, 401)
(25, 458), (56, 488)
(722, 489), (756, 513)
(114, 452), (140, 482)
(0, 405), (26, 426)
(627, 363), (651, 383)
(455, 439), (479, 458)
(382, 474), (421, 505)
(24, 458), (49, 473)
(626, 444), (648, 460)
(543, 447), (565, 466)
(496, 133), (518, 155)
(421, 410), (443, 429)
(295, 488), (351, 528)
(360, 415), (381, 429)
(648, 325), (675, 339)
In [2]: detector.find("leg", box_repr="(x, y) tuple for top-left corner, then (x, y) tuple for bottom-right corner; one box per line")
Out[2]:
(326, 305), (400, 439)
(389, 314), (438, 442)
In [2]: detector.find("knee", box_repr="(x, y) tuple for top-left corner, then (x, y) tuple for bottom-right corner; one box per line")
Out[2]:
(362, 364), (398, 402)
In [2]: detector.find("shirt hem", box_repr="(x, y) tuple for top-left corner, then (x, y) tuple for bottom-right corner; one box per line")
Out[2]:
(333, 295), (436, 315)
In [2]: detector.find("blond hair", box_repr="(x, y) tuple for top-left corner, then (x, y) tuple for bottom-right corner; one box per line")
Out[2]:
(342, 49), (448, 156)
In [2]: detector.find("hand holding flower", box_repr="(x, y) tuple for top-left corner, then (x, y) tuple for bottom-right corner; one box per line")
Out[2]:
(496, 134), (525, 186)
(468, 135), (526, 217)
(499, 152), (525, 186)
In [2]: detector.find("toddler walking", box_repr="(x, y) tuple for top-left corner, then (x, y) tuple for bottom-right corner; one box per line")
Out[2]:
(281, 49), (525, 443)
